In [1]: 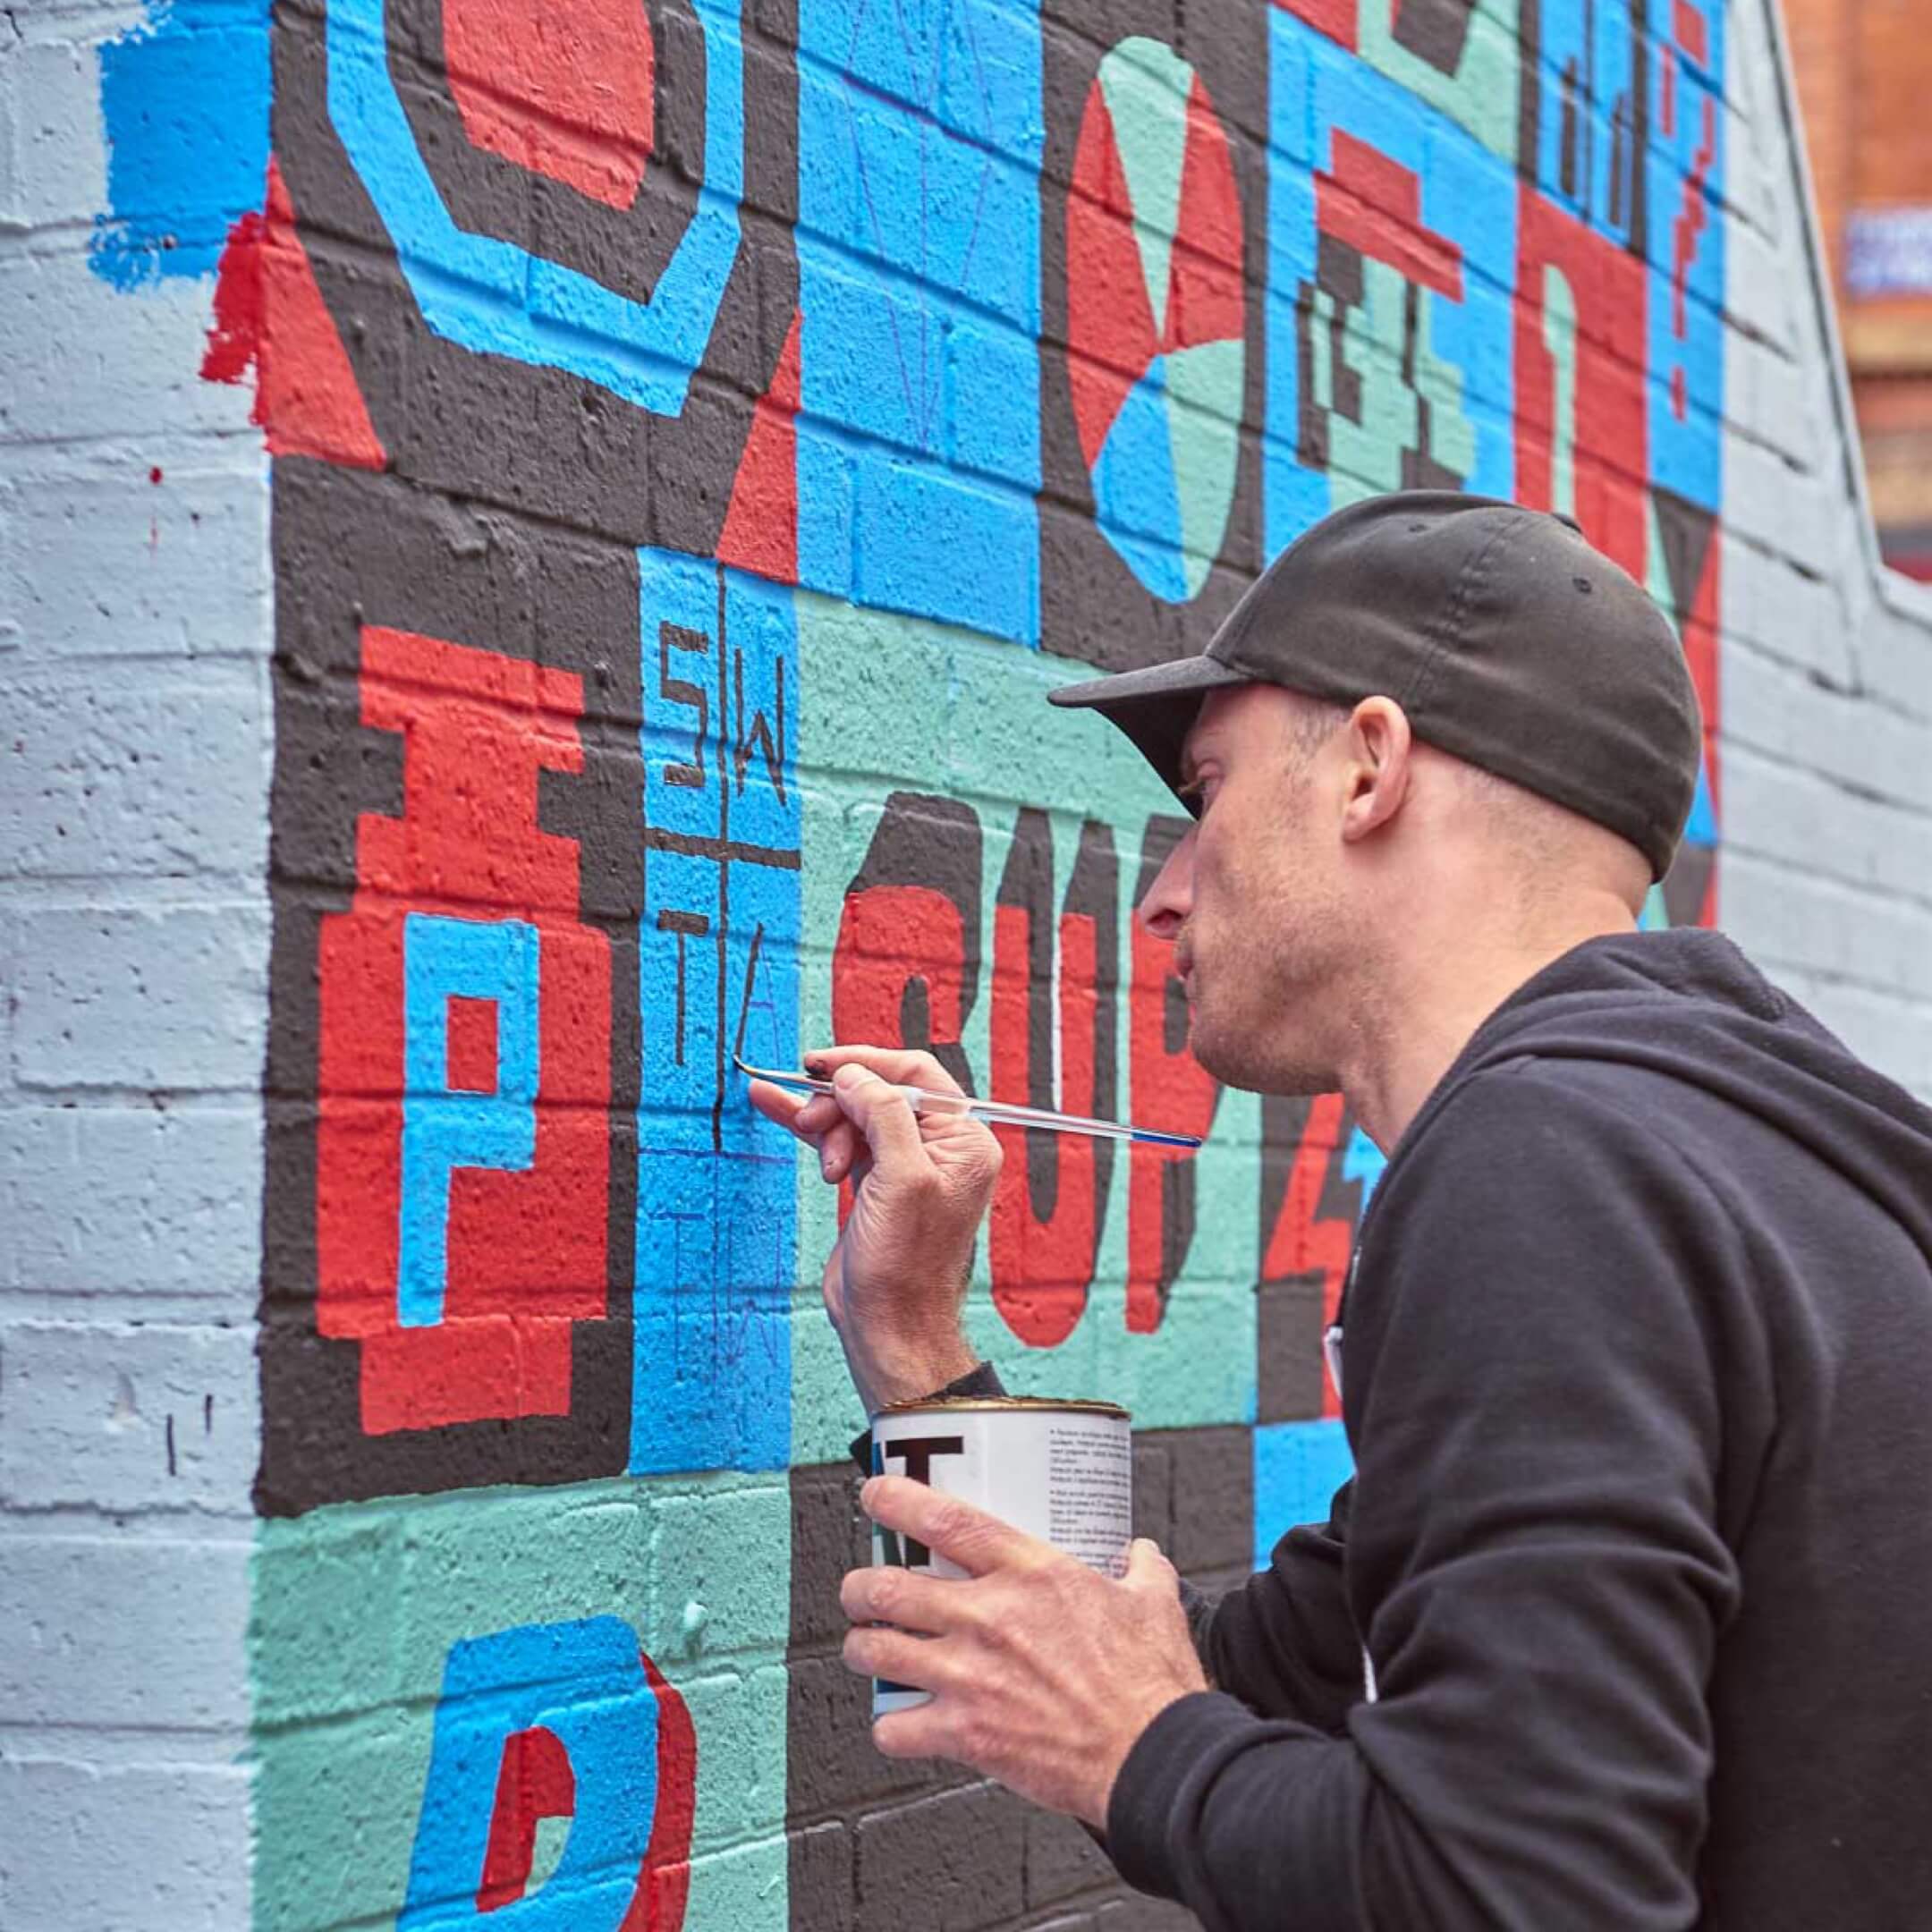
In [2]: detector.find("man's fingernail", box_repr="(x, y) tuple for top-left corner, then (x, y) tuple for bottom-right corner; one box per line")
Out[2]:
(805, 1055), (828, 1076)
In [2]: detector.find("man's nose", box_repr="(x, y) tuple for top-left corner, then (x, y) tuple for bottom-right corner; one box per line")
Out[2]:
(1135, 827), (1195, 941)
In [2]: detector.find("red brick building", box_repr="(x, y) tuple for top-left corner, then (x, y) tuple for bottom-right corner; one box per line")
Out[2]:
(1785, 0), (1932, 579)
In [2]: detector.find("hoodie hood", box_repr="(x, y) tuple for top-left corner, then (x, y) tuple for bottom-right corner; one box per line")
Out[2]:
(1385, 928), (1932, 1265)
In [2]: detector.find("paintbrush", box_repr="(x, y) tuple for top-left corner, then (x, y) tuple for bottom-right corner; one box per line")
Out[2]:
(733, 1053), (1205, 1149)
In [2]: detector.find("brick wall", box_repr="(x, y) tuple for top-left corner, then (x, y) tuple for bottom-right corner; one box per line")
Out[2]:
(2, 0), (1928, 1927)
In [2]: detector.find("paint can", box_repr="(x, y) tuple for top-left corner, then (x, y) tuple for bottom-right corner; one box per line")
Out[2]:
(868, 1396), (1133, 1715)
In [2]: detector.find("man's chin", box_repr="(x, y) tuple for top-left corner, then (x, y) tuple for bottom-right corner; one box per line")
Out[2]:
(1188, 1006), (1333, 1097)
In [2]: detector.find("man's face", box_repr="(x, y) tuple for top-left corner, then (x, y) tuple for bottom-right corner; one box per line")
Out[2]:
(1138, 686), (1352, 1095)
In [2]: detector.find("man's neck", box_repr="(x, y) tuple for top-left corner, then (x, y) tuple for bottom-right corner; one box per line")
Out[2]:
(1340, 899), (1640, 1155)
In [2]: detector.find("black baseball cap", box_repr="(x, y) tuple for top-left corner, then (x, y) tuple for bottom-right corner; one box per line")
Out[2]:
(1046, 491), (1702, 881)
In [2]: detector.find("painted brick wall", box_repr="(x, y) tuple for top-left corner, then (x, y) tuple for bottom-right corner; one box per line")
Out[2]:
(1, 0), (1928, 1928)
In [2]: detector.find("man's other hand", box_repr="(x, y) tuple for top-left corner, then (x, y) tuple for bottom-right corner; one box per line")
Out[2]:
(748, 1046), (998, 1413)
(842, 1475), (1208, 1827)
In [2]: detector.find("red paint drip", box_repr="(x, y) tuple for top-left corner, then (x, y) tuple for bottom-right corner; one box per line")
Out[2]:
(1671, 97), (1717, 341)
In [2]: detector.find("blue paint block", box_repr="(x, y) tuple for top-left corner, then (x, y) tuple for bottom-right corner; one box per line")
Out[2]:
(1253, 1419), (1356, 1572)
(399, 914), (540, 1331)
(798, 0), (1042, 643)
(852, 453), (1038, 641)
(90, 0), (270, 288)
(633, 550), (798, 1475)
(404, 1617), (658, 1932)
(1265, 11), (1516, 555)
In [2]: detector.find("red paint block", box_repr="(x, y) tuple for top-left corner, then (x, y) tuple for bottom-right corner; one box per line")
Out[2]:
(1271, 0), (1358, 52)
(1124, 914), (1220, 1335)
(444, 0), (655, 208)
(202, 158), (386, 470)
(987, 900), (1103, 1348)
(446, 996), (500, 1095)
(1260, 1092), (1352, 1418)
(1513, 186), (1648, 581)
(315, 627), (610, 1435)
(622, 1651), (697, 1932)
(1316, 132), (1463, 301)
(479, 1727), (575, 1913)
(717, 309), (801, 586)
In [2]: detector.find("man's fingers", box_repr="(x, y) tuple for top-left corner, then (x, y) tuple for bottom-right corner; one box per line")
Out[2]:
(803, 1043), (966, 1099)
(748, 1082), (873, 1186)
(841, 1562), (964, 1633)
(870, 1699), (952, 1762)
(819, 1118), (864, 1183)
(747, 1079), (809, 1134)
(861, 1475), (1044, 1579)
(831, 1064), (928, 1172)
(842, 1623), (945, 1689)
(1122, 1537), (1179, 1594)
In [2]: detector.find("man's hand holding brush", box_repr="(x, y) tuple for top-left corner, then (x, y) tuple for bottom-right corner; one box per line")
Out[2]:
(747, 1046), (1001, 1413)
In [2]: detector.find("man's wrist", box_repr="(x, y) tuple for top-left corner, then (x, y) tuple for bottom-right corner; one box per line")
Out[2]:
(846, 1327), (981, 1416)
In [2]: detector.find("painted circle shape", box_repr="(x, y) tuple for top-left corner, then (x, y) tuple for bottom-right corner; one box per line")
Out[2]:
(1067, 38), (1246, 605)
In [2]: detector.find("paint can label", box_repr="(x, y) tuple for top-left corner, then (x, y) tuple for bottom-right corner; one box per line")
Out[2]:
(867, 1398), (1132, 1716)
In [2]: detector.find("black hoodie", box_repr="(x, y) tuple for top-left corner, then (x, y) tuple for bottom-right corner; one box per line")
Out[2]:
(1105, 928), (1932, 1930)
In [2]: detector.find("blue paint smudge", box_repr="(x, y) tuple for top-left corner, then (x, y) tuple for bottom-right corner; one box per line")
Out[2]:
(1342, 1123), (1386, 1211)
(90, 0), (270, 290)
(1253, 1419), (1355, 1570)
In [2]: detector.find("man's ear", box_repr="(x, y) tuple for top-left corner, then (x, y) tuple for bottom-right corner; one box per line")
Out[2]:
(1338, 697), (1413, 844)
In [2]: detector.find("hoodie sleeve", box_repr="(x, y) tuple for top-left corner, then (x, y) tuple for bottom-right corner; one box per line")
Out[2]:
(1191, 1480), (1364, 1732)
(1106, 1067), (1746, 1931)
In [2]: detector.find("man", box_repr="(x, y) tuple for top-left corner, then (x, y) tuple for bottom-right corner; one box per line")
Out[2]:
(750, 493), (1932, 1929)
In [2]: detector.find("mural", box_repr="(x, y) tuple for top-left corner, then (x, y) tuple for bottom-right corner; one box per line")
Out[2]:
(89, 0), (1726, 1919)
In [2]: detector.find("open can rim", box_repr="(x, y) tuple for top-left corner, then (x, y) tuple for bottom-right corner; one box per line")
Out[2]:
(870, 1394), (1131, 1422)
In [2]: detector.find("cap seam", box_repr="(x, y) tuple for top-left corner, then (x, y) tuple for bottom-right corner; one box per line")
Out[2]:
(1401, 516), (1516, 722)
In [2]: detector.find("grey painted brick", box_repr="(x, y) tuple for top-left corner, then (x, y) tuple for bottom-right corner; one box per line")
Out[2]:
(856, 1784), (1030, 1932)
(0, 1102), (262, 1299)
(0, 38), (114, 233)
(0, 1530), (250, 1730)
(9, 903), (270, 1090)
(0, 252), (251, 446)
(0, 458), (270, 663)
(1724, 645), (1932, 816)
(0, 1756), (251, 1931)
(0, 1320), (257, 1513)
(1723, 850), (1932, 997)
(1720, 745), (1932, 911)
(1024, 1807), (1114, 1910)
(4, 668), (269, 880)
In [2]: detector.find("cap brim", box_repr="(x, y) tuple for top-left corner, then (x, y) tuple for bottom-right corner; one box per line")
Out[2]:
(1046, 655), (1254, 808)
